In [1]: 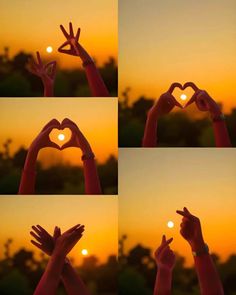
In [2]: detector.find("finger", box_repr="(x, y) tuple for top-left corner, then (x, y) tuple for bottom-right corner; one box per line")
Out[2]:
(36, 225), (49, 235)
(184, 90), (201, 108)
(32, 225), (41, 235)
(30, 231), (41, 242)
(65, 224), (81, 234)
(173, 97), (183, 109)
(61, 118), (77, 128)
(45, 61), (57, 79)
(36, 51), (43, 67)
(60, 140), (74, 150)
(161, 235), (166, 244)
(41, 119), (60, 132)
(53, 226), (61, 240)
(69, 22), (74, 36)
(60, 24), (70, 38)
(168, 82), (182, 94)
(75, 27), (81, 42)
(184, 82), (199, 92)
(176, 210), (193, 219)
(31, 240), (43, 250)
(156, 237), (173, 256)
(48, 141), (61, 150)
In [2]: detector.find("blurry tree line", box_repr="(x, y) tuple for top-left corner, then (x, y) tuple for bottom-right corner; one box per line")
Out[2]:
(119, 88), (236, 147)
(119, 235), (236, 295)
(0, 139), (118, 194)
(0, 47), (117, 97)
(0, 239), (117, 295)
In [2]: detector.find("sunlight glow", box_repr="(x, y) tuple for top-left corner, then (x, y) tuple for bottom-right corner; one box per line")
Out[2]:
(167, 221), (174, 228)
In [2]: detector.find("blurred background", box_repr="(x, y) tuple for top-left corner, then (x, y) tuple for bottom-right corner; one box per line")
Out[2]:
(119, 148), (236, 294)
(119, 0), (236, 146)
(0, 196), (118, 295)
(0, 98), (118, 194)
(0, 0), (117, 96)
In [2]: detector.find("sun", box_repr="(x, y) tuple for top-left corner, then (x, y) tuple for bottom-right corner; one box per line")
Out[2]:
(46, 46), (53, 53)
(58, 134), (65, 141)
(167, 221), (174, 228)
(81, 249), (88, 256)
(180, 94), (187, 101)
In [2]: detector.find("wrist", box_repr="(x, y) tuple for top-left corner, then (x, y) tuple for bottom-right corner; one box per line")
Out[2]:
(158, 266), (173, 275)
(189, 238), (205, 252)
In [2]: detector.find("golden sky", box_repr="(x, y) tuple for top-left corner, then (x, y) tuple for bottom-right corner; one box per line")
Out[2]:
(0, 196), (117, 264)
(119, 0), (236, 113)
(0, 98), (117, 167)
(119, 148), (236, 266)
(0, 0), (117, 68)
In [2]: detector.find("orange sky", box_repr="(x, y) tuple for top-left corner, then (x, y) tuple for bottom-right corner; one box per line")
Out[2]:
(0, 0), (117, 68)
(0, 98), (117, 167)
(119, 148), (236, 266)
(119, 0), (236, 113)
(0, 196), (117, 264)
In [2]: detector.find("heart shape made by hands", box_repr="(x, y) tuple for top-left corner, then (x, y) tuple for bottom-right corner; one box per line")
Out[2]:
(169, 82), (199, 108)
(49, 127), (72, 148)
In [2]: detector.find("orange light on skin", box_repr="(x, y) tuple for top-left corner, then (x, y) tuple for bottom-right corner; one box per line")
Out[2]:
(81, 249), (88, 256)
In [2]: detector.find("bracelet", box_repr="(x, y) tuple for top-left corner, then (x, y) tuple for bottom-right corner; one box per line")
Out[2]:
(81, 152), (95, 161)
(82, 59), (94, 68)
(211, 113), (225, 122)
(192, 243), (209, 257)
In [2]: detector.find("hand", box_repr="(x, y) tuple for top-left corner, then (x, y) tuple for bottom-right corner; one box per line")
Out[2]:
(30, 225), (61, 256)
(58, 22), (89, 58)
(60, 118), (92, 155)
(149, 83), (183, 118)
(27, 52), (57, 87)
(176, 207), (205, 251)
(53, 224), (85, 258)
(184, 83), (221, 117)
(154, 235), (176, 271)
(30, 119), (61, 152)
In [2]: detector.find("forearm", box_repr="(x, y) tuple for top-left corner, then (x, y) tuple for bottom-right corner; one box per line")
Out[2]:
(194, 254), (224, 295)
(34, 254), (65, 295)
(142, 111), (158, 147)
(61, 261), (90, 295)
(82, 158), (102, 194)
(211, 119), (231, 147)
(18, 148), (38, 194)
(191, 241), (224, 295)
(154, 268), (172, 295)
(79, 45), (109, 97)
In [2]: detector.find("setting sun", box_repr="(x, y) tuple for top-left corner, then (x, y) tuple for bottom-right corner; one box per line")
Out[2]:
(82, 249), (88, 256)
(46, 46), (53, 53)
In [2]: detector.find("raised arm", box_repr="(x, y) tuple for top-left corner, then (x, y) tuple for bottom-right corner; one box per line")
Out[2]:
(33, 224), (84, 295)
(184, 82), (231, 147)
(27, 52), (56, 97)
(18, 119), (60, 194)
(142, 83), (182, 147)
(61, 118), (102, 194)
(177, 207), (224, 295)
(30, 225), (90, 295)
(58, 22), (109, 97)
(154, 235), (175, 295)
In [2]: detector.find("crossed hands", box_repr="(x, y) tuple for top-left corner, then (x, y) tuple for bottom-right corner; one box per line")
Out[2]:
(30, 118), (92, 155)
(150, 82), (221, 118)
(30, 224), (84, 259)
(155, 207), (204, 271)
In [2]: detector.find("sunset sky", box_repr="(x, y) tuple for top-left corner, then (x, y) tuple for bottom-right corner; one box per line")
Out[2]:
(0, 196), (117, 264)
(119, 0), (236, 113)
(119, 148), (236, 266)
(0, 98), (117, 167)
(1, 0), (117, 68)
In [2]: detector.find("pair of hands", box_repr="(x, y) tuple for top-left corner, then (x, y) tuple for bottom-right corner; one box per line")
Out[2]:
(155, 207), (204, 272)
(30, 118), (92, 155)
(150, 82), (222, 119)
(30, 224), (84, 259)
(28, 22), (88, 85)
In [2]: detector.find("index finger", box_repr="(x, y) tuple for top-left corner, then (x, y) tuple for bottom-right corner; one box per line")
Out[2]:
(168, 82), (182, 94)
(176, 209), (192, 219)
(156, 237), (173, 257)
(60, 24), (70, 39)
(184, 82), (199, 92)
(36, 52), (42, 66)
